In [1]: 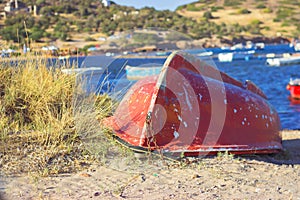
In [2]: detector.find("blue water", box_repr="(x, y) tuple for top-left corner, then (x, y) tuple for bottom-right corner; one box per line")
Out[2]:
(69, 44), (299, 130)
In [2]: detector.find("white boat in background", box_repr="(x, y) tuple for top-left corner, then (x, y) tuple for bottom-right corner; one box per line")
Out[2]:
(255, 42), (265, 50)
(197, 51), (213, 57)
(218, 50), (255, 62)
(230, 43), (244, 50)
(218, 52), (233, 62)
(61, 67), (104, 75)
(266, 55), (300, 66)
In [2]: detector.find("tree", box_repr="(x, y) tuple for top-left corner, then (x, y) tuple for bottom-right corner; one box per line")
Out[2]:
(0, 26), (19, 42)
(53, 20), (70, 40)
(203, 11), (213, 20)
(30, 26), (45, 41)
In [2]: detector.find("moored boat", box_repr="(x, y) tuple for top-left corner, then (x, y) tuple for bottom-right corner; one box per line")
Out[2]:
(218, 50), (255, 62)
(266, 55), (300, 66)
(287, 78), (300, 100)
(255, 42), (265, 50)
(104, 51), (282, 157)
(125, 64), (162, 80)
(61, 67), (104, 75)
(218, 52), (233, 62)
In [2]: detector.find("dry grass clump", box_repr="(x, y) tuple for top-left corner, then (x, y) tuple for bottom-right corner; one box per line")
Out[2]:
(0, 56), (119, 176)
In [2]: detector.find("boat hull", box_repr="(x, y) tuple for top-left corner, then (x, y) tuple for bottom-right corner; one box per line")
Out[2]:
(105, 51), (282, 156)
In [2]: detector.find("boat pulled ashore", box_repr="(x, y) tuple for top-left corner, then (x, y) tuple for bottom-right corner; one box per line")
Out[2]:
(104, 51), (282, 157)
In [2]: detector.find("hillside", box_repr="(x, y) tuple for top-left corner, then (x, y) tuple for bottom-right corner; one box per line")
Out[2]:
(0, 0), (299, 52)
(177, 0), (300, 39)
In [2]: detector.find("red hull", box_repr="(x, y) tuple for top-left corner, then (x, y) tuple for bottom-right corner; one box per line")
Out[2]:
(104, 51), (282, 156)
(287, 83), (300, 99)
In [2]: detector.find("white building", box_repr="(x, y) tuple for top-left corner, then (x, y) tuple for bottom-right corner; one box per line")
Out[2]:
(102, 0), (111, 7)
(4, 0), (18, 12)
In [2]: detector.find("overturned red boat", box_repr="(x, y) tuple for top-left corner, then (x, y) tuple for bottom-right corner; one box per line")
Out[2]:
(104, 51), (282, 156)
(287, 78), (300, 100)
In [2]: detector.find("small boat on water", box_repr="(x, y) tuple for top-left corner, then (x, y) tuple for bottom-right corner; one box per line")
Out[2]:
(156, 51), (172, 56)
(61, 67), (104, 75)
(287, 78), (300, 100)
(104, 51), (282, 157)
(197, 51), (213, 57)
(125, 64), (162, 80)
(218, 50), (255, 62)
(218, 52), (233, 62)
(266, 55), (300, 66)
(255, 42), (265, 50)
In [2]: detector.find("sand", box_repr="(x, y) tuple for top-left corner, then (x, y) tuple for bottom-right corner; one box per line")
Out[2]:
(1, 130), (300, 200)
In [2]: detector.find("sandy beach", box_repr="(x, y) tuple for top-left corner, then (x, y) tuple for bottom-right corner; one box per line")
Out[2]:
(0, 130), (299, 200)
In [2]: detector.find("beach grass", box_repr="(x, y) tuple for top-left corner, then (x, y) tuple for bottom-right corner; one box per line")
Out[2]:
(0, 56), (124, 176)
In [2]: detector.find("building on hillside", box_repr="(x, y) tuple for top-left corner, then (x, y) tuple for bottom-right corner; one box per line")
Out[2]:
(102, 0), (112, 7)
(4, 0), (19, 12)
(1, 0), (38, 19)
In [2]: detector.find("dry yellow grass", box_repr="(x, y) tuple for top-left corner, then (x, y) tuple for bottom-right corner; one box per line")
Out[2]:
(0, 56), (122, 176)
(177, 0), (297, 38)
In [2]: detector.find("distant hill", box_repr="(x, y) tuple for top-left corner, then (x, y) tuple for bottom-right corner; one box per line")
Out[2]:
(0, 0), (299, 51)
(176, 0), (300, 39)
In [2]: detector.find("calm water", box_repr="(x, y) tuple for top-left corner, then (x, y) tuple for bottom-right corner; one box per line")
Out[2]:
(72, 44), (299, 130)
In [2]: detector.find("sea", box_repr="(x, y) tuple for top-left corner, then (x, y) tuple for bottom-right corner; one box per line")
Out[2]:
(64, 43), (299, 130)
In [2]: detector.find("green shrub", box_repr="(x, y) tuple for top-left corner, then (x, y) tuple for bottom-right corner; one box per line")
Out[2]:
(263, 8), (272, 13)
(211, 6), (224, 12)
(203, 11), (214, 19)
(224, 0), (242, 7)
(256, 3), (266, 9)
(237, 8), (251, 14)
(85, 36), (96, 41)
(186, 4), (205, 12)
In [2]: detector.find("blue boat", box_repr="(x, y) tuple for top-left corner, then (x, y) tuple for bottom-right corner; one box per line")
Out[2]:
(125, 64), (162, 80)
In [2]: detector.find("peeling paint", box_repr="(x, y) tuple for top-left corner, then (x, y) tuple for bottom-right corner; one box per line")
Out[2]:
(183, 121), (188, 128)
(183, 86), (192, 111)
(198, 94), (203, 101)
(178, 115), (182, 122)
(173, 131), (179, 139)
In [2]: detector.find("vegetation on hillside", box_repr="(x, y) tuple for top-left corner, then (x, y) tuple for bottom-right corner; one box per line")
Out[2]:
(177, 0), (300, 38)
(1, 0), (298, 48)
